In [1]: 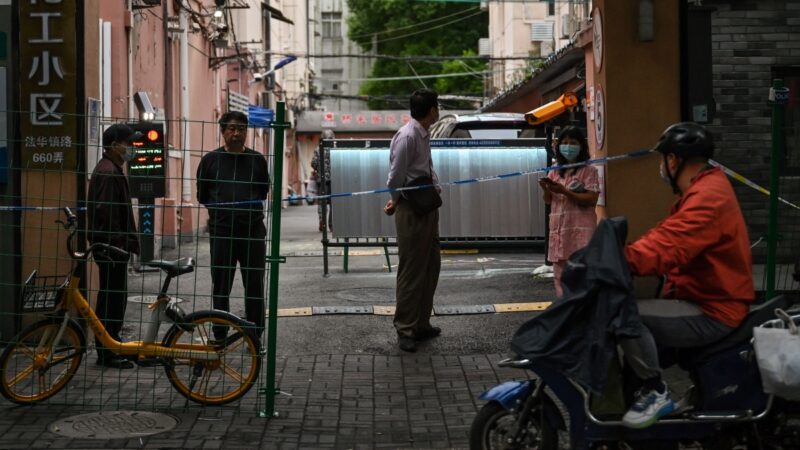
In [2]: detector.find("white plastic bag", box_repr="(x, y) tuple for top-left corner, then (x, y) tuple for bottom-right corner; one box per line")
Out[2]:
(753, 308), (800, 400)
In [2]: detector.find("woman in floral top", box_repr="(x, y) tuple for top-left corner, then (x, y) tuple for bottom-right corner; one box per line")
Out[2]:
(539, 126), (600, 298)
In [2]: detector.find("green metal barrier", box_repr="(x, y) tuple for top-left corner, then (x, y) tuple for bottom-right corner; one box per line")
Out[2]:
(766, 79), (785, 301)
(262, 101), (288, 418)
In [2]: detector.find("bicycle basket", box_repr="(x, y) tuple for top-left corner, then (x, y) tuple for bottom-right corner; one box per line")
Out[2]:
(20, 270), (68, 313)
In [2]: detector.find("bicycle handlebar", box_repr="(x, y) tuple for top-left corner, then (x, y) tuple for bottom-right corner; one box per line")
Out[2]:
(60, 207), (129, 262)
(91, 243), (130, 261)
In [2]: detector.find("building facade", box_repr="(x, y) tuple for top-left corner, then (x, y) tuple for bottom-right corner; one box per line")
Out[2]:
(485, 0), (590, 98)
(0, 0), (306, 336)
(311, 0), (373, 112)
(700, 0), (800, 261)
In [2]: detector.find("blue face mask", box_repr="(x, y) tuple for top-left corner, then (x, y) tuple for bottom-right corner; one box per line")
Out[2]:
(559, 144), (581, 162)
(122, 146), (136, 162)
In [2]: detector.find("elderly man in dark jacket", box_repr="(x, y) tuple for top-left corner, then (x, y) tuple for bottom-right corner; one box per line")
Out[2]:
(197, 111), (270, 341)
(87, 124), (141, 369)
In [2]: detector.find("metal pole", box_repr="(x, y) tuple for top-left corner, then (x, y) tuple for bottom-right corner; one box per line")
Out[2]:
(262, 101), (287, 417)
(321, 141), (329, 276)
(180, 1), (192, 204)
(766, 79), (786, 300)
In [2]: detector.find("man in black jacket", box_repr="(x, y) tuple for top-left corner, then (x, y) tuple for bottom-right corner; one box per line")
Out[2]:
(88, 124), (142, 369)
(197, 111), (270, 340)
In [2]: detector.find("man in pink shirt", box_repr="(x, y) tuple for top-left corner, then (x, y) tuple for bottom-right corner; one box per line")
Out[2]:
(384, 89), (442, 353)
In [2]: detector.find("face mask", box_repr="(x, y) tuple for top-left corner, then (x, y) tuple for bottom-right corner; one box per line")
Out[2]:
(122, 145), (136, 162)
(559, 144), (580, 162)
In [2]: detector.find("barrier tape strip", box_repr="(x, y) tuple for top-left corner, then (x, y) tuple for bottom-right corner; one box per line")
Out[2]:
(709, 160), (800, 210)
(1, 148), (798, 211)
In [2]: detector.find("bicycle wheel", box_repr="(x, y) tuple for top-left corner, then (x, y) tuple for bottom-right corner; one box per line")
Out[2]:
(0, 318), (85, 404)
(161, 311), (261, 406)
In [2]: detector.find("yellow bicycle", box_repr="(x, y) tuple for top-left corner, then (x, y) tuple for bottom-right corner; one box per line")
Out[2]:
(0, 208), (261, 405)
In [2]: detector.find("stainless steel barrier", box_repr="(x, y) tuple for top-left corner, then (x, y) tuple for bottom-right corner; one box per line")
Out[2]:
(319, 139), (549, 275)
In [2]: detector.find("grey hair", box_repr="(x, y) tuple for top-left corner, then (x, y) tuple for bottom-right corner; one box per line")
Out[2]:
(321, 129), (335, 140)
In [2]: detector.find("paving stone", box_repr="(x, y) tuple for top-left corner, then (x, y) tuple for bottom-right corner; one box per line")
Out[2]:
(0, 353), (506, 449)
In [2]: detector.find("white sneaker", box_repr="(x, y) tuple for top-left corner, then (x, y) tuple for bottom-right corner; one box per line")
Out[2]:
(622, 388), (675, 429)
(532, 264), (554, 277)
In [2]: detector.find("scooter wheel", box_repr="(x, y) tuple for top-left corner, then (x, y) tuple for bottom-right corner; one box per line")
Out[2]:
(469, 401), (558, 450)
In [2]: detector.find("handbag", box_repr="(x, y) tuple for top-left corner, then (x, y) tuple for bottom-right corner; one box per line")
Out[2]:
(753, 308), (800, 400)
(404, 175), (442, 216)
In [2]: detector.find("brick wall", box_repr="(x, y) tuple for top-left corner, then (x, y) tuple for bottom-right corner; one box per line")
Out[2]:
(706, 0), (800, 262)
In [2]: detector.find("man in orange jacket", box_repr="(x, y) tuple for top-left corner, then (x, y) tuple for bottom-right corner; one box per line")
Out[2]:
(619, 122), (754, 429)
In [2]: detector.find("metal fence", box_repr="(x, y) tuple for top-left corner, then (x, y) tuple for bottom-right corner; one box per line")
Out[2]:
(0, 103), (288, 416)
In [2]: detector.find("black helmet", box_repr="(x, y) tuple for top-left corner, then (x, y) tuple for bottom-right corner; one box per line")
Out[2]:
(654, 122), (714, 160)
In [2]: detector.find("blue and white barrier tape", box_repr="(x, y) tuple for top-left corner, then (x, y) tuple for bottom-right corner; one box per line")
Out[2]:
(1, 148), (798, 211)
(302, 149), (656, 201)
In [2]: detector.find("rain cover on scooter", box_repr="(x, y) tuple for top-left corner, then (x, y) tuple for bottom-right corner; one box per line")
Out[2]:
(511, 217), (642, 393)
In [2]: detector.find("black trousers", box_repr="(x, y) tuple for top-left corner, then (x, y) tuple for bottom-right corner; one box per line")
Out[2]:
(95, 256), (129, 361)
(210, 234), (266, 339)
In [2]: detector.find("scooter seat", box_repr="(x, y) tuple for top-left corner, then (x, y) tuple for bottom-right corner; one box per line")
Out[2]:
(678, 295), (792, 369)
(145, 257), (195, 277)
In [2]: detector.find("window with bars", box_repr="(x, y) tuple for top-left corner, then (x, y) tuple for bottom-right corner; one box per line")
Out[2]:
(322, 12), (342, 39)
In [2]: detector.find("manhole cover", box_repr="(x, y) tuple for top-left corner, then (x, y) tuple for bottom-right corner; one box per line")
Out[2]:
(334, 287), (394, 303)
(49, 410), (178, 439)
(128, 295), (184, 304)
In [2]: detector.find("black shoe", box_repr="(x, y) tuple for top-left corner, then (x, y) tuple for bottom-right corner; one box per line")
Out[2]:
(398, 336), (417, 353)
(415, 326), (441, 341)
(96, 355), (134, 369)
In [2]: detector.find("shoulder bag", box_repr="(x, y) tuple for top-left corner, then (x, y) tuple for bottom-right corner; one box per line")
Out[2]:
(404, 166), (442, 216)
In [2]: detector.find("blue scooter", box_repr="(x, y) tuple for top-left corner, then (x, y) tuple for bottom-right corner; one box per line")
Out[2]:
(471, 272), (800, 449)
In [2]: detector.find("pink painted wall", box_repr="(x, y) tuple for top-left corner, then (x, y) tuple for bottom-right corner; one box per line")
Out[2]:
(98, 2), (279, 249)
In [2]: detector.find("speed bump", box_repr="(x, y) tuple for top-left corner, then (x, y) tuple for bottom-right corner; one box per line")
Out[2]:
(441, 249), (479, 255)
(271, 303), (552, 317)
(312, 305), (374, 315)
(494, 302), (551, 313)
(274, 307), (312, 317)
(434, 304), (495, 315)
(345, 249), (385, 256)
(373, 305), (396, 316)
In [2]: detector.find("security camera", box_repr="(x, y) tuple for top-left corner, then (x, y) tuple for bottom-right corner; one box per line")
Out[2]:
(525, 92), (579, 126)
(252, 73), (265, 82)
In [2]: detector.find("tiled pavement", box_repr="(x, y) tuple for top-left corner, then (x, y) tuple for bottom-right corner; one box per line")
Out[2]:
(0, 353), (532, 449)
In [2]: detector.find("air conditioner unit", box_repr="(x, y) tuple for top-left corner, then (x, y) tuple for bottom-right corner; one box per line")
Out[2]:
(479, 0), (488, 11)
(561, 14), (575, 39)
(531, 21), (554, 42)
(478, 38), (491, 56)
